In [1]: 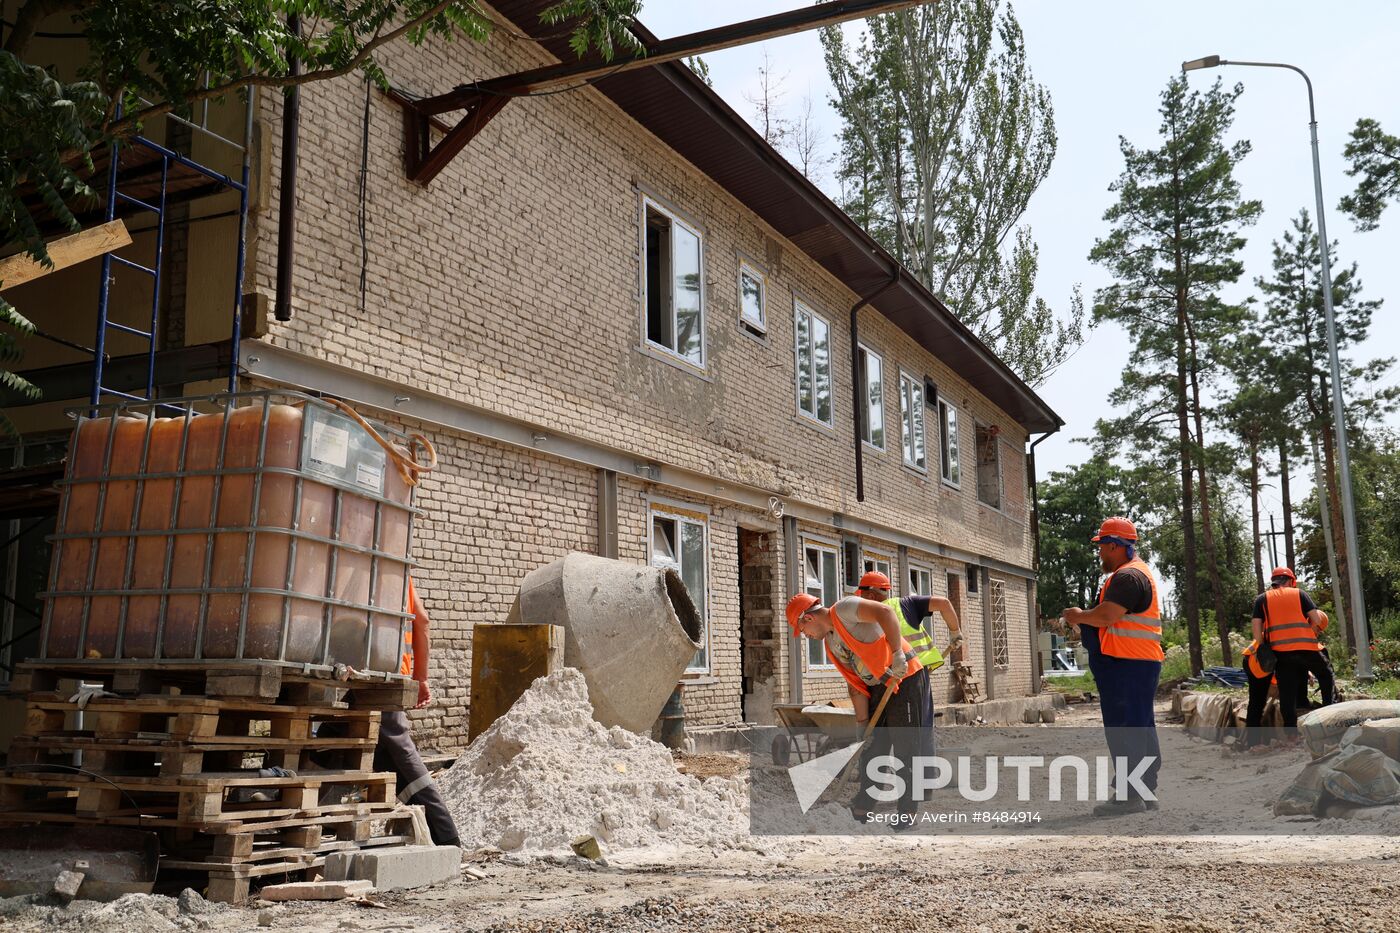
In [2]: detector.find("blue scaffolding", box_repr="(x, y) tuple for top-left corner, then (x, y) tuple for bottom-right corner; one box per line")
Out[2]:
(90, 98), (254, 405)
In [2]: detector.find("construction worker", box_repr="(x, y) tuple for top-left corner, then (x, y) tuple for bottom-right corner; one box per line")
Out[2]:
(1251, 567), (1333, 729)
(854, 570), (964, 671)
(326, 578), (461, 847)
(1062, 517), (1163, 817)
(786, 592), (930, 825)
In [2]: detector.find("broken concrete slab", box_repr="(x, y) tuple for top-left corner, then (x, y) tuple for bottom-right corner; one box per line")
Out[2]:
(258, 880), (374, 901)
(324, 845), (460, 892)
(944, 692), (1068, 726)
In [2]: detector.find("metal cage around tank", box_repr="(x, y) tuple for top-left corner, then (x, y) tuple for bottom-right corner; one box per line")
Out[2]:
(38, 390), (422, 680)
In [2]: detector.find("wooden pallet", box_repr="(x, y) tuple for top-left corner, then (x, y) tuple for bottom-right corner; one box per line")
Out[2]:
(20, 692), (379, 740)
(0, 769), (398, 826)
(951, 660), (983, 705)
(9, 660), (416, 710)
(157, 808), (428, 904)
(8, 735), (377, 777)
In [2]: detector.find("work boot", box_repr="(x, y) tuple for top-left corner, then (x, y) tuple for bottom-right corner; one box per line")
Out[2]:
(1092, 798), (1147, 818)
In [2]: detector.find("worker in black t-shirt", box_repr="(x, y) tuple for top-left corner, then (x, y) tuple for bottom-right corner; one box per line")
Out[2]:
(1251, 567), (1333, 728)
(1062, 517), (1164, 817)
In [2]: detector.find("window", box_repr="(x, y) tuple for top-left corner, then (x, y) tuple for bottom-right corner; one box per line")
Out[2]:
(738, 261), (766, 336)
(795, 302), (833, 425)
(990, 578), (1009, 670)
(862, 551), (893, 589)
(909, 563), (933, 597)
(899, 372), (926, 470)
(644, 200), (705, 367)
(802, 541), (840, 667)
(939, 400), (961, 486)
(976, 422), (1002, 509)
(859, 346), (884, 449)
(651, 507), (709, 671)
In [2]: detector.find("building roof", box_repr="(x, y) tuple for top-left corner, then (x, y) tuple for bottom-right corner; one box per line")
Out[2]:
(487, 2), (1063, 434)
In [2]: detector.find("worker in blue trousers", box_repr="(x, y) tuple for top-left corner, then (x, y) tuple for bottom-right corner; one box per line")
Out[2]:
(1063, 517), (1164, 817)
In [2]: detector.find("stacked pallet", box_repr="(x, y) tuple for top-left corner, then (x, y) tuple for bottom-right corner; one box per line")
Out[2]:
(2, 659), (422, 903)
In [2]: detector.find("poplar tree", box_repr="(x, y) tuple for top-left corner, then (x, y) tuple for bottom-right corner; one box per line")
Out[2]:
(1089, 76), (1261, 673)
(820, 1), (1083, 386)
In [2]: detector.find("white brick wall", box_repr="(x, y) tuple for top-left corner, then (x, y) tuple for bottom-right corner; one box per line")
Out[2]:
(240, 12), (1043, 741)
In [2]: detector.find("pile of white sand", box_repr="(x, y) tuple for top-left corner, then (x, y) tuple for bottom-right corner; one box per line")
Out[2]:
(437, 669), (750, 856)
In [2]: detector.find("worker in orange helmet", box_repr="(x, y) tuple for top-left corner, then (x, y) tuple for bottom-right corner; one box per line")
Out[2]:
(786, 591), (930, 825)
(1062, 517), (1163, 817)
(854, 569), (963, 671)
(1249, 567), (1334, 731)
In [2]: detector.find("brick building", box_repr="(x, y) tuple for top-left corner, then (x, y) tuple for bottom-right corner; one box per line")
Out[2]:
(0, 2), (1061, 750)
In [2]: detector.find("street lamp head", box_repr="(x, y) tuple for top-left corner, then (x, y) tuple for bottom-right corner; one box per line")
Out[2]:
(1181, 55), (1222, 73)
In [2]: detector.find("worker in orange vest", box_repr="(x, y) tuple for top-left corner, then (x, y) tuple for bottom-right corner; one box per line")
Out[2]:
(374, 578), (461, 847)
(786, 592), (930, 825)
(1062, 517), (1163, 817)
(1251, 567), (1333, 729)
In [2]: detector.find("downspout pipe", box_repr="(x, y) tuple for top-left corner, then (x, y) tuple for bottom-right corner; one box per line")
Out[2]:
(1028, 430), (1055, 571)
(849, 268), (901, 502)
(273, 13), (301, 322)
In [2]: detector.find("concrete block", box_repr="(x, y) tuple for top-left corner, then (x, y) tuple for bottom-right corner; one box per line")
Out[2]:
(259, 880), (373, 901)
(325, 845), (460, 892)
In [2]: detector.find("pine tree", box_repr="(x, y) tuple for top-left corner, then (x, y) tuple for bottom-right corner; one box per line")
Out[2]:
(1088, 76), (1261, 674)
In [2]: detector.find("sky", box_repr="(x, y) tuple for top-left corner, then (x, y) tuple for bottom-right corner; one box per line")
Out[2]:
(642, 1), (1400, 536)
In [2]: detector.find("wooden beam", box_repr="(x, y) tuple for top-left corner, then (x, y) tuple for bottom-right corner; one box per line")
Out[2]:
(417, 0), (927, 115)
(0, 220), (132, 291)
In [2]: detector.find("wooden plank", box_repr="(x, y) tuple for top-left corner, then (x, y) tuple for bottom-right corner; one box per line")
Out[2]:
(468, 623), (564, 742)
(0, 220), (132, 290)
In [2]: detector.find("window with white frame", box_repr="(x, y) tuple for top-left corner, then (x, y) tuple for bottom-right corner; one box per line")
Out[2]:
(976, 422), (1002, 509)
(899, 372), (926, 470)
(990, 578), (1009, 669)
(738, 260), (766, 336)
(861, 551), (892, 588)
(859, 345), (884, 449)
(939, 399), (961, 486)
(643, 199), (705, 367)
(803, 541), (840, 667)
(795, 301), (833, 426)
(909, 563), (933, 597)
(651, 506), (710, 671)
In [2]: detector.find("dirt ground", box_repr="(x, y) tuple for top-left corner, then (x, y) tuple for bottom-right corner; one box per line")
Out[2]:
(7, 699), (1400, 933)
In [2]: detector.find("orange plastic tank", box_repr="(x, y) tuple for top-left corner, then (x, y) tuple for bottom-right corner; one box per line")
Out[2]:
(43, 392), (421, 678)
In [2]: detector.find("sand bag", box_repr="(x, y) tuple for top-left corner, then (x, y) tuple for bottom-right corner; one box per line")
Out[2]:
(1298, 700), (1400, 759)
(1275, 751), (1338, 816)
(1350, 717), (1400, 762)
(1322, 745), (1400, 807)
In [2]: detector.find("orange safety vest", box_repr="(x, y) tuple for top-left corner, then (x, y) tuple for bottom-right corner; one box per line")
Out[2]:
(1264, 587), (1321, 652)
(824, 601), (924, 699)
(400, 577), (420, 677)
(1241, 639), (1274, 682)
(1096, 558), (1165, 661)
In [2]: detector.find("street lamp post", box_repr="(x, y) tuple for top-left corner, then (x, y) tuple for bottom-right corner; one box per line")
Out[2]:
(1182, 55), (1373, 680)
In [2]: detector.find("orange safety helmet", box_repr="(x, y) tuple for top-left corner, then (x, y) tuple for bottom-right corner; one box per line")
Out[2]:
(1091, 516), (1138, 543)
(1315, 610), (1330, 631)
(785, 593), (821, 635)
(1270, 566), (1297, 585)
(857, 570), (892, 590)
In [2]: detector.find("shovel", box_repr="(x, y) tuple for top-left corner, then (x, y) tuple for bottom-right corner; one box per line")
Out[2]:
(833, 685), (897, 789)
(0, 826), (159, 901)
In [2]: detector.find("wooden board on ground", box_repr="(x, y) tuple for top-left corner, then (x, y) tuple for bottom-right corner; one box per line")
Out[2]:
(468, 622), (564, 742)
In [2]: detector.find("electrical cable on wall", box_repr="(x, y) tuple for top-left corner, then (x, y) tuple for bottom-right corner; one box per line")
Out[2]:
(358, 76), (371, 317)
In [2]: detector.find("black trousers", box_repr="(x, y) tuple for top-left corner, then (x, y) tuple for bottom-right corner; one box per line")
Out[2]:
(853, 667), (934, 816)
(1274, 650), (1334, 728)
(375, 710), (462, 847)
(1097, 654), (1162, 799)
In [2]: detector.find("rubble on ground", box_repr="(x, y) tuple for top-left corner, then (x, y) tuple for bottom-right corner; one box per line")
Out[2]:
(436, 669), (751, 856)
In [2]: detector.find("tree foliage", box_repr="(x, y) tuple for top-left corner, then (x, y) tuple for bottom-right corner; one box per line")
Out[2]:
(1036, 455), (1125, 618)
(820, 0), (1083, 386)
(1340, 117), (1400, 232)
(1087, 76), (1261, 673)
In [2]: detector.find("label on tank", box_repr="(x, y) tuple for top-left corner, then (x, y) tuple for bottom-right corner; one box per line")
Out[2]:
(302, 405), (388, 496)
